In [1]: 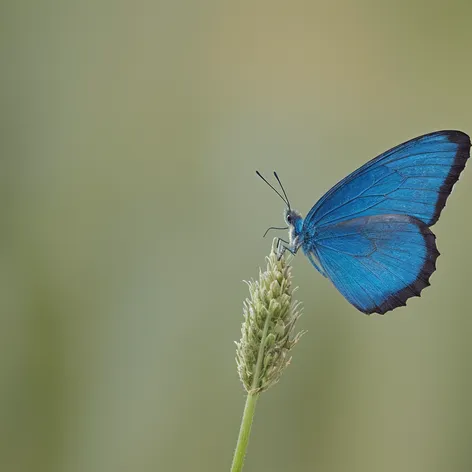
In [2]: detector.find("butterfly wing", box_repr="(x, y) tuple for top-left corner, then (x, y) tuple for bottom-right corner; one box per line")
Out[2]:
(304, 215), (439, 314)
(304, 131), (470, 229)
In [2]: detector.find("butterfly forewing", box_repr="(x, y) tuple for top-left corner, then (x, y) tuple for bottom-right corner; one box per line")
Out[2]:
(304, 131), (470, 229)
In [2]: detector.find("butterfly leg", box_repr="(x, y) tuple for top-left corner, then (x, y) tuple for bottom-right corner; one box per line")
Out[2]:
(276, 238), (298, 260)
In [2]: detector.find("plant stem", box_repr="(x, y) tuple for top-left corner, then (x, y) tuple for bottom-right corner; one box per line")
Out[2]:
(230, 392), (259, 472)
(231, 309), (273, 471)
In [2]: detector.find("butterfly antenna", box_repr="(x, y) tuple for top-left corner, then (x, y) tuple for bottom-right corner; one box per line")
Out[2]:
(273, 171), (291, 210)
(256, 171), (289, 207)
(263, 226), (289, 238)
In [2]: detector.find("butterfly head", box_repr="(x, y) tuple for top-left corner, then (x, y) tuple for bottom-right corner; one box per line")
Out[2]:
(284, 208), (302, 226)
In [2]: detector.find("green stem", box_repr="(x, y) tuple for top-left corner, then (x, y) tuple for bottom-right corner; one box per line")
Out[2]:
(231, 310), (273, 472)
(230, 393), (259, 472)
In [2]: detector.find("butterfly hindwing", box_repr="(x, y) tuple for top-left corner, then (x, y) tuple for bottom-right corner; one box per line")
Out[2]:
(303, 215), (439, 314)
(304, 131), (470, 229)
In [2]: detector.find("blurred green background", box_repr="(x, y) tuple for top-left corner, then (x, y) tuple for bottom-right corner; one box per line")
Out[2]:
(2, 1), (472, 471)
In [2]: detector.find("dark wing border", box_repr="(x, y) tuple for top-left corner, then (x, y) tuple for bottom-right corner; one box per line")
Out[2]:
(432, 131), (470, 225)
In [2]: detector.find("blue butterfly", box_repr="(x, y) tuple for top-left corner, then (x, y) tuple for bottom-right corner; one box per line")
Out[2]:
(258, 130), (471, 314)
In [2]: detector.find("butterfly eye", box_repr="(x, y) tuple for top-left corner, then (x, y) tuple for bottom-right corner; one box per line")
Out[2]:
(287, 214), (292, 223)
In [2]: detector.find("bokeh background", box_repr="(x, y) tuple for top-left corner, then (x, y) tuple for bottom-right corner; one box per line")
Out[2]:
(2, 1), (472, 471)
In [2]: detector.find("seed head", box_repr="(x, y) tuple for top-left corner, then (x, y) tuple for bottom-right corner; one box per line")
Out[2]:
(235, 240), (305, 393)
